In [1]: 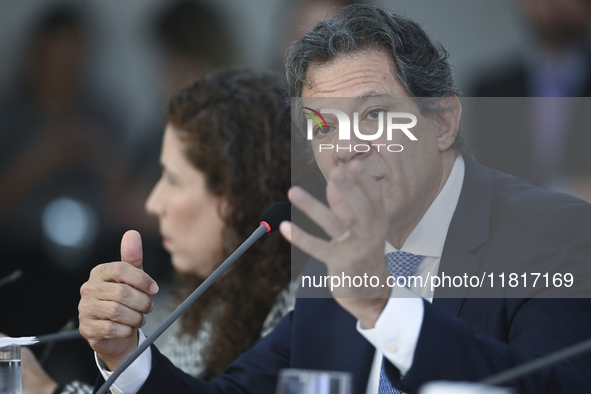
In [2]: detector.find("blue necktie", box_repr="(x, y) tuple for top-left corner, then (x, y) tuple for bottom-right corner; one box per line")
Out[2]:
(378, 251), (424, 394)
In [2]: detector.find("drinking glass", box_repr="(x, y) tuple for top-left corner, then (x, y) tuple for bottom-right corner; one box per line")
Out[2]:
(0, 345), (22, 394)
(276, 368), (352, 394)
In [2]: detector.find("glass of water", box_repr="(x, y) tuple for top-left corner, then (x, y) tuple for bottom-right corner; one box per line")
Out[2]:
(276, 369), (352, 394)
(0, 345), (21, 394)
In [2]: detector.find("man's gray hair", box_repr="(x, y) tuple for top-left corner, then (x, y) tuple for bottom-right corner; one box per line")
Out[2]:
(285, 4), (468, 154)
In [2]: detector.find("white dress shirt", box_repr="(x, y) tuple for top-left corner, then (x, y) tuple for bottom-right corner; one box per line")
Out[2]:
(96, 156), (465, 394)
(96, 330), (151, 394)
(360, 155), (465, 394)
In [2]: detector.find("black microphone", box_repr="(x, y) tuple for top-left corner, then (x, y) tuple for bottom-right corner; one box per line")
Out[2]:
(0, 269), (23, 289)
(96, 202), (290, 394)
(32, 329), (82, 346)
(259, 201), (290, 232)
(480, 337), (591, 387)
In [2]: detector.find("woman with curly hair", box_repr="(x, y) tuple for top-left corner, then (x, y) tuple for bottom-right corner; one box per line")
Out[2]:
(149, 66), (293, 379)
(20, 67), (293, 393)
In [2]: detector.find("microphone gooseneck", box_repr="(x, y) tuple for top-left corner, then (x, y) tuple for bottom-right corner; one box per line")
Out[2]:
(96, 202), (290, 394)
(480, 336), (591, 387)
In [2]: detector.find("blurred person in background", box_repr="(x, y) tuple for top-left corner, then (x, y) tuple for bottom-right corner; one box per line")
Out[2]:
(271, 0), (363, 70)
(16, 68), (294, 394)
(153, 0), (237, 97)
(470, 0), (591, 198)
(0, 3), (149, 385)
(131, 0), (239, 200)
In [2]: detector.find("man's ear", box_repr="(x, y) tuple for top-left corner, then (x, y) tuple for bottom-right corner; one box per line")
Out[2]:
(432, 95), (462, 152)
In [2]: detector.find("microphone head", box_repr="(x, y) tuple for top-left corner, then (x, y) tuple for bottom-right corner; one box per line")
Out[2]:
(260, 201), (291, 232)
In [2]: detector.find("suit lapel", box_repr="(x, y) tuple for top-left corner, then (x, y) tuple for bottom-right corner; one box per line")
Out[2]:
(433, 159), (493, 316)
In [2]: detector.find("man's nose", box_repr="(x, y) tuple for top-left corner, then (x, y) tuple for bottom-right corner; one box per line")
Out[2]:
(333, 132), (372, 164)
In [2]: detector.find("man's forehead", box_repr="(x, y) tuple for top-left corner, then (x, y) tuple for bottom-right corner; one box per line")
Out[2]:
(301, 49), (408, 98)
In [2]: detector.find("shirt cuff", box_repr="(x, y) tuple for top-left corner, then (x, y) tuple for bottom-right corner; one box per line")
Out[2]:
(357, 286), (424, 376)
(95, 330), (152, 394)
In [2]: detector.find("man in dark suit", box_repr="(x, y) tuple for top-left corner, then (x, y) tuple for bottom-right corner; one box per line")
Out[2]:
(80, 5), (591, 393)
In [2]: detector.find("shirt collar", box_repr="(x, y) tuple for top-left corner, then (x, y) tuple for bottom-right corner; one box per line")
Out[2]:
(385, 155), (465, 258)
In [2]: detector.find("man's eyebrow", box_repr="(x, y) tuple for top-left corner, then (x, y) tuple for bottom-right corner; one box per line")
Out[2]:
(354, 91), (392, 101)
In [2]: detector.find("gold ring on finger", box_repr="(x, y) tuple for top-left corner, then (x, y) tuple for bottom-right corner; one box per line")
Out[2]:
(331, 229), (351, 244)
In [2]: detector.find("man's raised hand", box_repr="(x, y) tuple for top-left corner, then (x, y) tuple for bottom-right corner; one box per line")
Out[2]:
(79, 230), (159, 371)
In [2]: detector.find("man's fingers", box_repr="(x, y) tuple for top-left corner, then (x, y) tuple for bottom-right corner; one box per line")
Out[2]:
(289, 186), (347, 238)
(84, 299), (147, 329)
(91, 262), (158, 295)
(121, 230), (143, 269)
(279, 221), (292, 242)
(348, 161), (385, 215)
(288, 221), (334, 262)
(328, 165), (377, 227)
(82, 279), (154, 313)
(81, 319), (136, 341)
(79, 254), (148, 369)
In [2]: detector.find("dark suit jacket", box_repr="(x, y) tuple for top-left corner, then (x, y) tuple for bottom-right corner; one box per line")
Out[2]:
(94, 159), (591, 394)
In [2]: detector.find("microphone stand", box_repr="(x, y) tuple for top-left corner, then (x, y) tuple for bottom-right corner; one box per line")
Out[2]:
(480, 336), (591, 387)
